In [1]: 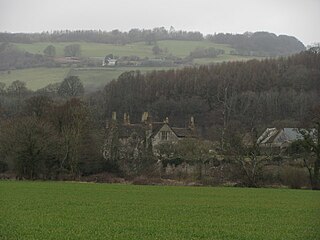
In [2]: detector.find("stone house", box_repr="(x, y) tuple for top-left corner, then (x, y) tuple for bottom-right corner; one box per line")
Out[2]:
(104, 112), (197, 157)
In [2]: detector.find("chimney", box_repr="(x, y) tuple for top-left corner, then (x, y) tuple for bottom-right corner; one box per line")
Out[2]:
(123, 113), (130, 125)
(189, 116), (195, 129)
(112, 112), (117, 121)
(141, 112), (149, 123)
(164, 117), (169, 124)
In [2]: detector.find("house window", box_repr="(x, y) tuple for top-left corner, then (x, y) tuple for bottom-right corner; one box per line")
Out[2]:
(161, 131), (169, 141)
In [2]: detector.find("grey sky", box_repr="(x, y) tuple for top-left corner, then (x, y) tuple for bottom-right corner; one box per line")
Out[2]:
(0, 0), (319, 45)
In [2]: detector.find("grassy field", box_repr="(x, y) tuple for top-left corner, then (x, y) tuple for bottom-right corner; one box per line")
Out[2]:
(13, 40), (235, 59)
(0, 181), (319, 240)
(13, 42), (154, 58)
(1, 40), (265, 91)
(0, 67), (176, 91)
(0, 68), (70, 90)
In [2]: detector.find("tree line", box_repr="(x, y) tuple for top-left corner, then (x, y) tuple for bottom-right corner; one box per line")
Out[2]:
(207, 31), (306, 56)
(0, 29), (305, 57)
(103, 50), (320, 137)
(0, 27), (204, 45)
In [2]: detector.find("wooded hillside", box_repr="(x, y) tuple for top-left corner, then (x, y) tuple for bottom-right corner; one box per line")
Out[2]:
(103, 50), (320, 137)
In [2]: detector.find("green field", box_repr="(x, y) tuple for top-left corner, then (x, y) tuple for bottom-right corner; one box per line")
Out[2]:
(0, 67), (176, 91)
(13, 40), (234, 59)
(1, 40), (265, 91)
(0, 68), (70, 90)
(14, 42), (154, 58)
(0, 181), (319, 240)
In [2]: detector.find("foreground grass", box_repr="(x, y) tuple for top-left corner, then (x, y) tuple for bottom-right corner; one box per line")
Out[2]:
(0, 181), (319, 240)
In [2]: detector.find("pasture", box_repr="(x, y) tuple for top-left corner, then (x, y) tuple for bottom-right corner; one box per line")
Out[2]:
(0, 67), (175, 91)
(0, 181), (319, 240)
(13, 40), (234, 58)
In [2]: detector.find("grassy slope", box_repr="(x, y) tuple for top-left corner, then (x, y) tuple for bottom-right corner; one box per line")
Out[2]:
(14, 42), (154, 58)
(13, 40), (233, 58)
(2, 40), (264, 90)
(0, 181), (319, 240)
(0, 67), (176, 91)
(0, 67), (70, 90)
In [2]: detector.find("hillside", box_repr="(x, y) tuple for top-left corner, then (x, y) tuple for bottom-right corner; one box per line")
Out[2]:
(102, 51), (320, 133)
(0, 28), (306, 91)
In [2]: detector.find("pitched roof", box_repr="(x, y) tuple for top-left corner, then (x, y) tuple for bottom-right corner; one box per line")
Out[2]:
(257, 128), (304, 145)
(150, 122), (172, 138)
(118, 124), (145, 139)
(171, 127), (197, 138)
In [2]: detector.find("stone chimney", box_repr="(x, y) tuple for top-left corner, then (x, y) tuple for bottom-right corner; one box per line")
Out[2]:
(164, 117), (169, 124)
(189, 116), (195, 129)
(123, 113), (130, 125)
(112, 111), (117, 121)
(141, 112), (149, 123)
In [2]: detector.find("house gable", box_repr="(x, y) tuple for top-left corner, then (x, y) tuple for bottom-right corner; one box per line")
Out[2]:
(152, 124), (179, 146)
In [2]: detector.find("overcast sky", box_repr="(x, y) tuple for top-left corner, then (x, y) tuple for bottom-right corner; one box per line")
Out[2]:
(0, 0), (319, 45)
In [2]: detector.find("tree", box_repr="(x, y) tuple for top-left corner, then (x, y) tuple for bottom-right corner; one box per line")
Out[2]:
(43, 45), (56, 57)
(0, 82), (6, 95)
(7, 80), (28, 98)
(49, 99), (89, 176)
(292, 106), (320, 189)
(152, 44), (162, 55)
(58, 76), (84, 97)
(0, 117), (60, 179)
(225, 130), (270, 187)
(25, 95), (53, 118)
(6, 80), (29, 111)
(64, 44), (81, 57)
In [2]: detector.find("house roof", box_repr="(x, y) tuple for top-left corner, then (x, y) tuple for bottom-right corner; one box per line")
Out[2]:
(118, 124), (145, 139)
(118, 121), (198, 140)
(172, 127), (197, 138)
(150, 122), (171, 138)
(257, 128), (304, 145)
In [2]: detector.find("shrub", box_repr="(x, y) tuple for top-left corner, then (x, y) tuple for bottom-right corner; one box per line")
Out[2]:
(280, 166), (310, 189)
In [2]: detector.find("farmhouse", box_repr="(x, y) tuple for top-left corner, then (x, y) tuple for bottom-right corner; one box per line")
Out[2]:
(102, 56), (118, 66)
(105, 112), (197, 153)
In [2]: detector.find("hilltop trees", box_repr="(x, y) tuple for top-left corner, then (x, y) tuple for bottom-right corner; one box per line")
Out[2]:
(64, 44), (81, 57)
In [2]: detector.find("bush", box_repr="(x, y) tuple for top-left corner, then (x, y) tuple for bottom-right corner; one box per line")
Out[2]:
(0, 160), (8, 173)
(280, 166), (310, 189)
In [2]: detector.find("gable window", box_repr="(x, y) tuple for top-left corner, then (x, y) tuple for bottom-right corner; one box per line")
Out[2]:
(160, 131), (169, 141)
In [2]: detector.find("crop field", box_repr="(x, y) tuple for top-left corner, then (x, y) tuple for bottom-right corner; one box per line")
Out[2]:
(0, 181), (319, 240)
